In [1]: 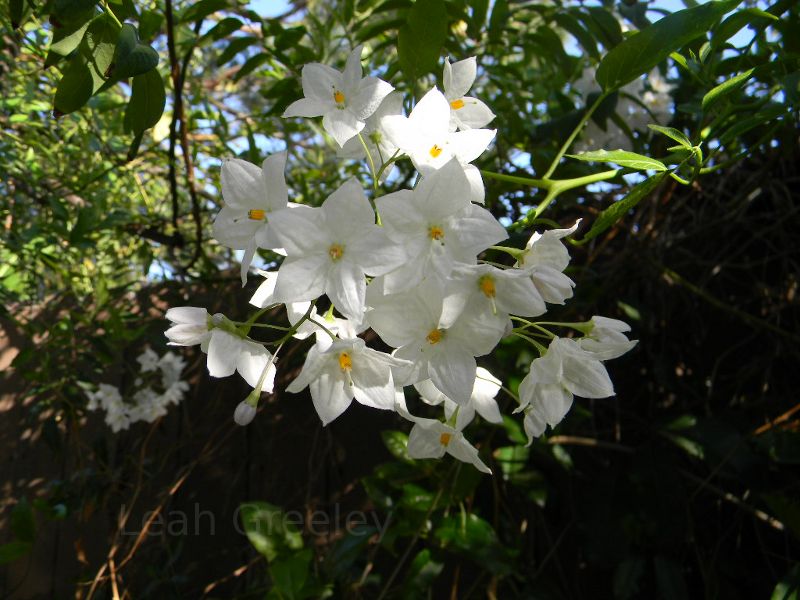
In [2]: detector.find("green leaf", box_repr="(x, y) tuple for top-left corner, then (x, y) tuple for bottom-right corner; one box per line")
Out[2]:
(402, 549), (444, 596)
(585, 6), (623, 49)
(397, 0), (447, 81)
(181, 0), (228, 23)
(11, 498), (35, 543)
(48, 17), (93, 57)
(381, 430), (413, 462)
(567, 149), (667, 171)
(69, 207), (95, 244)
(270, 549), (312, 598)
(82, 15), (119, 92)
(124, 69), (166, 133)
(233, 53), (270, 82)
(647, 124), (692, 149)
(0, 541), (32, 565)
(54, 58), (94, 115)
(701, 68), (755, 111)
(577, 172), (667, 244)
(712, 7), (778, 48)
(10, 0), (32, 28)
(218, 36), (258, 66)
(596, 1), (740, 91)
(239, 502), (303, 562)
(275, 25), (306, 51)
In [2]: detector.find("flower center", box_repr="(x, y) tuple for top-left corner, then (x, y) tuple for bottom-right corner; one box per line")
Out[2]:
(369, 131), (382, 145)
(429, 144), (443, 158)
(478, 275), (496, 298)
(450, 99), (465, 110)
(426, 328), (444, 344)
(428, 225), (444, 241)
(439, 432), (452, 446)
(328, 244), (345, 261)
(333, 89), (345, 105)
(338, 351), (352, 371)
(248, 209), (266, 221)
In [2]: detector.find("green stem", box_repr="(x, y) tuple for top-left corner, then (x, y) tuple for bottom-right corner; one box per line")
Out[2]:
(308, 317), (337, 341)
(357, 131), (378, 193)
(513, 331), (548, 354)
(542, 91), (608, 180)
(101, 0), (123, 27)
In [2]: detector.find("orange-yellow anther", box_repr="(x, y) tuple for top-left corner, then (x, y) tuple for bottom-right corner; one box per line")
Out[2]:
(450, 99), (465, 110)
(426, 329), (443, 345)
(248, 209), (266, 220)
(428, 226), (445, 241)
(328, 244), (344, 261)
(440, 432), (452, 446)
(478, 275), (496, 298)
(338, 351), (352, 371)
(333, 90), (345, 104)
(429, 144), (443, 158)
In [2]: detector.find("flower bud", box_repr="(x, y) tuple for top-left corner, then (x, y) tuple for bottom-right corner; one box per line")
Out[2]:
(233, 401), (257, 426)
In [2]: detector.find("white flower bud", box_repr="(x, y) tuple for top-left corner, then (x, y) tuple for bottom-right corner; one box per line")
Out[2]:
(233, 401), (257, 426)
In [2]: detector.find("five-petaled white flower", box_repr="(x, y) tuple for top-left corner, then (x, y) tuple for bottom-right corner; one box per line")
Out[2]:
(270, 178), (405, 321)
(213, 152), (290, 286)
(287, 337), (410, 425)
(283, 44), (394, 147)
(443, 57), (495, 132)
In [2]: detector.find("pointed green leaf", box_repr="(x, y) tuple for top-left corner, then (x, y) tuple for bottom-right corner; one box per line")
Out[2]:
(54, 58), (94, 115)
(596, 1), (740, 91)
(48, 16), (93, 57)
(568, 149), (667, 171)
(701, 68), (755, 111)
(577, 172), (667, 244)
(398, 0), (447, 81)
(647, 124), (692, 149)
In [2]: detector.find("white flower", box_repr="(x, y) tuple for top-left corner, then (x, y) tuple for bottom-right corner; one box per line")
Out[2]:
(86, 383), (122, 412)
(516, 220), (580, 305)
(165, 307), (212, 347)
(338, 91), (404, 179)
(206, 329), (277, 392)
(578, 316), (638, 360)
(443, 57), (495, 131)
(396, 395), (491, 474)
(213, 152), (290, 285)
(366, 278), (506, 404)
(270, 178), (405, 321)
(286, 338), (410, 425)
(449, 263), (546, 320)
(136, 348), (160, 373)
(376, 159), (507, 294)
(283, 44), (394, 147)
(381, 87), (495, 203)
(416, 366), (503, 430)
(517, 337), (614, 443)
(162, 380), (189, 405)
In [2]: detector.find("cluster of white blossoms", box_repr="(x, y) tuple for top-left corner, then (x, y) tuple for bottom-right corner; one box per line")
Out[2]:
(573, 65), (675, 152)
(84, 348), (189, 432)
(165, 46), (637, 473)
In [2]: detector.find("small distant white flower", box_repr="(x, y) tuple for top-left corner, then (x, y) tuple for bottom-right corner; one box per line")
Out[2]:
(396, 395), (491, 474)
(158, 352), (187, 387)
(286, 338), (410, 425)
(136, 348), (160, 373)
(283, 44), (394, 147)
(578, 316), (638, 360)
(443, 57), (495, 131)
(213, 152), (290, 285)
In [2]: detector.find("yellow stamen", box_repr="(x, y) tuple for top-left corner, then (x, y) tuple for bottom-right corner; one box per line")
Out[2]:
(440, 432), (452, 446)
(338, 351), (352, 371)
(429, 144), (443, 158)
(333, 90), (345, 104)
(428, 226), (445, 241)
(450, 99), (465, 110)
(426, 329), (443, 345)
(248, 209), (266, 221)
(328, 244), (344, 261)
(478, 275), (496, 298)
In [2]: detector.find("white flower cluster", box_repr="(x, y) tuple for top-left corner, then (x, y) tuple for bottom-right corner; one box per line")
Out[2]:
(84, 349), (189, 432)
(573, 66), (675, 152)
(166, 47), (638, 473)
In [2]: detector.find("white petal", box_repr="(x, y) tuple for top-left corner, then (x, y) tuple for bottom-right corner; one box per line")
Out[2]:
(283, 97), (327, 118)
(221, 158), (264, 210)
(321, 178), (375, 241)
(415, 158), (472, 220)
(206, 330), (241, 378)
(444, 56), (476, 100)
(428, 349), (476, 405)
(301, 63), (341, 101)
(249, 271), (279, 308)
(323, 110), (364, 147)
(447, 437), (491, 474)
(236, 341), (275, 391)
(166, 306), (207, 325)
(268, 205), (328, 256)
(462, 163), (486, 204)
(451, 204), (508, 255)
(407, 424), (447, 459)
(261, 152), (289, 211)
(273, 255), (328, 304)
(561, 354), (614, 398)
(351, 76), (394, 121)
(310, 371), (353, 425)
(450, 128), (496, 164)
(452, 97), (495, 130)
(326, 260), (366, 321)
(240, 238), (257, 286)
(286, 345), (327, 393)
(351, 354), (396, 410)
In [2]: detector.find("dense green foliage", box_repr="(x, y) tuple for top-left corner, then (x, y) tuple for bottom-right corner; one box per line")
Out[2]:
(1, 0), (799, 597)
